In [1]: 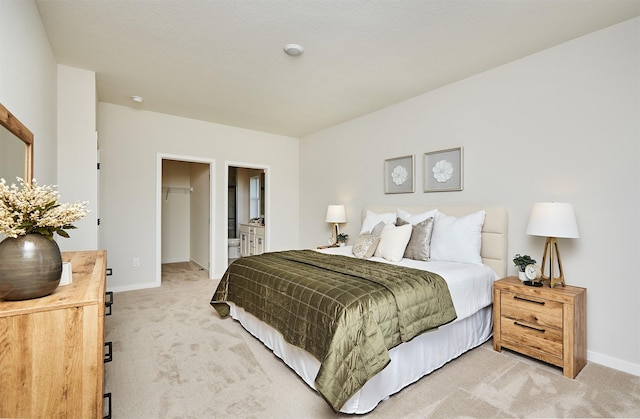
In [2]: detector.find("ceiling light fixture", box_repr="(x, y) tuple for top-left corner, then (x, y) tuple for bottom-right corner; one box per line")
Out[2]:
(131, 95), (144, 103)
(283, 44), (304, 57)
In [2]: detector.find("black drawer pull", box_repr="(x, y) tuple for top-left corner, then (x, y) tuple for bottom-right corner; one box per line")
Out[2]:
(104, 341), (113, 363)
(514, 321), (545, 333)
(106, 268), (113, 276)
(105, 291), (113, 316)
(514, 295), (545, 305)
(103, 392), (112, 419)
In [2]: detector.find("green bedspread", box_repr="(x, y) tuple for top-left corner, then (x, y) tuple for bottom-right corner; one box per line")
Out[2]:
(210, 250), (456, 411)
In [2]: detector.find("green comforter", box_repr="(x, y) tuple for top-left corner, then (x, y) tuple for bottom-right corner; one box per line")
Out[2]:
(210, 250), (456, 411)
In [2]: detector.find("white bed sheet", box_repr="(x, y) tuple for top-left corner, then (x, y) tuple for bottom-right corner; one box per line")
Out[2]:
(226, 247), (498, 414)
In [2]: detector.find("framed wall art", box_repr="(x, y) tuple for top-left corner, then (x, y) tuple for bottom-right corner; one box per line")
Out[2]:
(424, 147), (463, 192)
(384, 155), (414, 194)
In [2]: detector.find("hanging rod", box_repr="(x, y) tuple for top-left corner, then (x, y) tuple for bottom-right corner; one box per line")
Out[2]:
(163, 186), (193, 200)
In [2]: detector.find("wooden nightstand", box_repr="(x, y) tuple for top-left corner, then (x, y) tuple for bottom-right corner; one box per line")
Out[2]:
(493, 276), (587, 378)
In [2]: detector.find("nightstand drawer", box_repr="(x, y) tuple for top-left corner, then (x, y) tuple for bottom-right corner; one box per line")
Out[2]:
(501, 317), (563, 358)
(501, 291), (563, 329)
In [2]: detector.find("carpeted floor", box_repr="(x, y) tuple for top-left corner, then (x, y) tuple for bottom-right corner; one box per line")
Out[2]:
(104, 262), (640, 418)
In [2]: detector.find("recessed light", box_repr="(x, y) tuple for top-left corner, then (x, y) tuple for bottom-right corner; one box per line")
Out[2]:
(284, 44), (304, 57)
(131, 95), (144, 103)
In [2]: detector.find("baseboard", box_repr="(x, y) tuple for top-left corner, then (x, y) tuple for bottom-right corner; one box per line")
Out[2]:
(189, 259), (207, 270)
(107, 282), (159, 293)
(588, 350), (640, 377)
(161, 257), (189, 264)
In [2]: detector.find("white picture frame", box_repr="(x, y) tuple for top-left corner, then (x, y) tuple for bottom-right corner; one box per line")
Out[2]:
(424, 147), (463, 192)
(384, 155), (415, 194)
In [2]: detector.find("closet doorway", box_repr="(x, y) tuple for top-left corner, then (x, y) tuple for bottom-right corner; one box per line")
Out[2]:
(157, 154), (214, 285)
(227, 163), (268, 266)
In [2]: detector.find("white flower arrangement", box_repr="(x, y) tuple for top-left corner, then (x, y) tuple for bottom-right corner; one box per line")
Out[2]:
(0, 178), (88, 240)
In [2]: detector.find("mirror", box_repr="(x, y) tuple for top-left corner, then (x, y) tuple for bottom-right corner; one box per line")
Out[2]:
(0, 102), (33, 184)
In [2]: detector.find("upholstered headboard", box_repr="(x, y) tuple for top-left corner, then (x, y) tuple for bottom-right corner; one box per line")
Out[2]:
(363, 206), (508, 277)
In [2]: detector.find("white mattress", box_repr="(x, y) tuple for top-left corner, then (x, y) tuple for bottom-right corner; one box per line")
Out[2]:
(226, 247), (498, 414)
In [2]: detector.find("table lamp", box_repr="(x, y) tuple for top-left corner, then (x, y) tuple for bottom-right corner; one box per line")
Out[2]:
(325, 205), (347, 245)
(526, 202), (579, 287)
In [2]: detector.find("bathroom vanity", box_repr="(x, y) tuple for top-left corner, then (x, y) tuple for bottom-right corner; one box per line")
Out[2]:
(239, 223), (265, 256)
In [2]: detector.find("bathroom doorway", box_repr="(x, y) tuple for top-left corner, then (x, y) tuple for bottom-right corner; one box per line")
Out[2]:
(227, 163), (268, 266)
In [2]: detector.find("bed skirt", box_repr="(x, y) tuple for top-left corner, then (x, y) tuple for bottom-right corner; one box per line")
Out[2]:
(228, 302), (493, 414)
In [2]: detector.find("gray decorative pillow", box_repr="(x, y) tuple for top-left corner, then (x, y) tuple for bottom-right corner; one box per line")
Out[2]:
(370, 221), (386, 237)
(352, 233), (381, 259)
(397, 216), (434, 261)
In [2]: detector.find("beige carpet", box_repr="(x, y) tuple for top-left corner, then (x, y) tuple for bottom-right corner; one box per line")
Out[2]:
(104, 262), (640, 418)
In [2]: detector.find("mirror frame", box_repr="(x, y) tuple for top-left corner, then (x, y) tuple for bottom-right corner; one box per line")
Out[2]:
(0, 102), (33, 184)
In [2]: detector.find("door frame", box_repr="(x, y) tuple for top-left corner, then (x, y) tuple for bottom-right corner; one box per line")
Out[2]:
(156, 153), (216, 284)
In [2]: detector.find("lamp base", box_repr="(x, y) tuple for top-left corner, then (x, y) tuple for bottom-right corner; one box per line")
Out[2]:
(330, 223), (340, 245)
(545, 275), (565, 288)
(540, 237), (566, 287)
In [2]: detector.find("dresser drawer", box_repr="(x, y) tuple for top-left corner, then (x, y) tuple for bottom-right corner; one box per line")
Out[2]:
(501, 291), (563, 329)
(500, 316), (563, 358)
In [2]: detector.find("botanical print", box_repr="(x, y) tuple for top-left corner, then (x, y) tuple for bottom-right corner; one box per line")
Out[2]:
(432, 160), (453, 183)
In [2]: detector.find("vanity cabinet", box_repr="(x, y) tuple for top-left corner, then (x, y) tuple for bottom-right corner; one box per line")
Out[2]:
(240, 223), (265, 256)
(0, 250), (108, 418)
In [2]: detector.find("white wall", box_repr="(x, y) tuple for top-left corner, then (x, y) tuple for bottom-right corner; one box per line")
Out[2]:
(0, 0), (57, 183)
(57, 64), (98, 251)
(98, 103), (299, 290)
(1, 3), (96, 251)
(300, 18), (640, 375)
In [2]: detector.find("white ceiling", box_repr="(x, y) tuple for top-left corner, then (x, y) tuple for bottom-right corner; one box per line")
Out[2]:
(36, 0), (640, 138)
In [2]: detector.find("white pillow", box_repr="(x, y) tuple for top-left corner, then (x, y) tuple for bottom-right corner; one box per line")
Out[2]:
(430, 210), (486, 264)
(396, 208), (437, 224)
(360, 210), (396, 234)
(374, 223), (412, 262)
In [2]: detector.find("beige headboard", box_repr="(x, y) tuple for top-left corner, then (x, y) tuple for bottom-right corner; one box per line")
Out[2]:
(363, 206), (508, 277)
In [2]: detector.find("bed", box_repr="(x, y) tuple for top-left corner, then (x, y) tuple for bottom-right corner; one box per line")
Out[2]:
(211, 206), (507, 414)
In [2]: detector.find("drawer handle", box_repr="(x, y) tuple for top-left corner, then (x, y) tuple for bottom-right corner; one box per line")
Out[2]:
(104, 341), (113, 363)
(103, 392), (112, 419)
(105, 291), (114, 316)
(514, 295), (545, 305)
(514, 321), (545, 333)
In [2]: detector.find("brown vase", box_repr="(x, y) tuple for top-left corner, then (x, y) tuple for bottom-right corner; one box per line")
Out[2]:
(0, 234), (62, 300)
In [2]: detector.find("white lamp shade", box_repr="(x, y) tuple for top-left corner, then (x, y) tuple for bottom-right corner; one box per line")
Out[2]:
(325, 205), (347, 223)
(526, 202), (580, 238)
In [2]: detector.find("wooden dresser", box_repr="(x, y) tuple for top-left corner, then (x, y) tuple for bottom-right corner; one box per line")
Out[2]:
(0, 250), (108, 418)
(493, 276), (587, 378)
